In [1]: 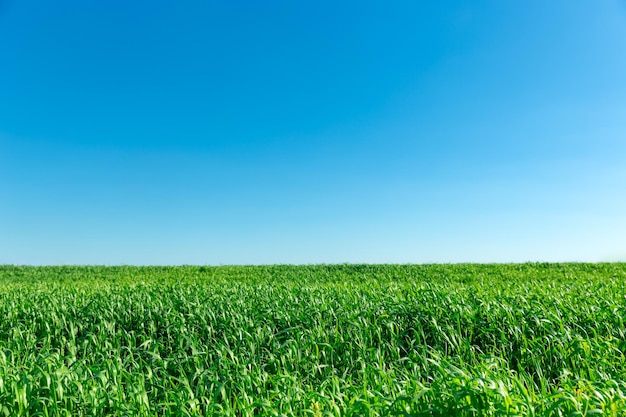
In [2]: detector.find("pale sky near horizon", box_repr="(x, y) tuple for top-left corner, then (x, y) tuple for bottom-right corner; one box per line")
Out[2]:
(1, 0), (626, 265)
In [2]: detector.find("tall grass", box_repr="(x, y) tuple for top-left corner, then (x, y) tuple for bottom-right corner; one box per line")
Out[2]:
(1, 264), (625, 415)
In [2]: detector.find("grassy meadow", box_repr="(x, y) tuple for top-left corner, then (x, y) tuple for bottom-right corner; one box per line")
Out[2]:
(1, 263), (625, 416)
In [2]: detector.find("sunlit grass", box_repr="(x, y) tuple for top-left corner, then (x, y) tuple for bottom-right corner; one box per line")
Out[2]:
(1, 264), (625, 415)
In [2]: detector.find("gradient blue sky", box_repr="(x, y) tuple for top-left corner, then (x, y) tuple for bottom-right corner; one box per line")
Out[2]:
(1, 0), (626, 265)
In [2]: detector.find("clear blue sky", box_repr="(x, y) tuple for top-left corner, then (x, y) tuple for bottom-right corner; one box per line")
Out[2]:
(1, 0), (625, 265)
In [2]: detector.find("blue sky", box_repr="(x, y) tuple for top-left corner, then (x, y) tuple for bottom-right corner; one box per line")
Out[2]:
(1, 0), (625, 264)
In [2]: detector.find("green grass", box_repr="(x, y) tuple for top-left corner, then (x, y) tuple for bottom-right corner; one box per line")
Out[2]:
(1, 263), (626, 416)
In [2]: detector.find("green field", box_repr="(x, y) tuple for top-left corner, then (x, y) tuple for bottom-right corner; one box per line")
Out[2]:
(1, 264), (625, 416)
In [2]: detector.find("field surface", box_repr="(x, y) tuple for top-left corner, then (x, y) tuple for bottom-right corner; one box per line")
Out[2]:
(1, 264), (626, 416)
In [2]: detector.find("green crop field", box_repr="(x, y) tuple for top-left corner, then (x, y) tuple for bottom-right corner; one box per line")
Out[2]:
(1, 264), (626, 416)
